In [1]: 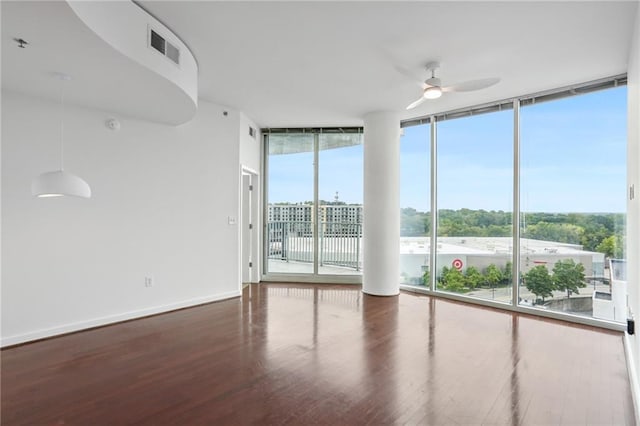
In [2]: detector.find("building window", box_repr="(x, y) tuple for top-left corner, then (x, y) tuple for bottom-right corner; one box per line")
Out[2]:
(519, 86), (627, 323)
(435, 109), (513, 302)
(400, 124), (431, 286)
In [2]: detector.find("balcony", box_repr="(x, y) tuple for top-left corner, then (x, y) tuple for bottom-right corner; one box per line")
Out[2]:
(267, 221), (362, 274)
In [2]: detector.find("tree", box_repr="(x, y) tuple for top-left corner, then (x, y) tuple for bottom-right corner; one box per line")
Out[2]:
(596, 234), (624, 259)
(441, 266), (465, 292)
(523, 222), (584, 244)
(464, 266), (483, 289)
(552, 259), (586, 298)
(524, 265), (555, 303)
(421, 269), (430, 287)
(596, 235), (616, 258)
(485, 264), (503, 288)
(486, 224), (511, 237)
(503, 261), (513, 285)
(400, 208), (431, 237)
(579, 222), (608, 252)
(437, 266), (449, 289)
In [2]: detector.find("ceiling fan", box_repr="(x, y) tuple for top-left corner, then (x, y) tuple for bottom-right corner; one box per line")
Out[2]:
(405, 62), (500, 110)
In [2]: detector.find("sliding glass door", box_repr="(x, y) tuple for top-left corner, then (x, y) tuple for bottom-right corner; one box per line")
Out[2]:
(266, 134), (315, 275)
(265, 130), (363, 279)
(318, 133), (363, 276)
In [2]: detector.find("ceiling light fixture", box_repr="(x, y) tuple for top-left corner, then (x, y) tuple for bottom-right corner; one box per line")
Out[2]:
(32, 73), (91, 199)
(423, 86), (443, 99)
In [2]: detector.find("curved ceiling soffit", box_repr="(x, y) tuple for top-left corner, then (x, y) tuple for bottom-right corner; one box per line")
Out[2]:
(65, 0), (198, 125)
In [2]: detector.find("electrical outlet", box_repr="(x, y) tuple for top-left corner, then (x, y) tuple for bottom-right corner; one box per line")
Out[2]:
(144, 276), (154, 287)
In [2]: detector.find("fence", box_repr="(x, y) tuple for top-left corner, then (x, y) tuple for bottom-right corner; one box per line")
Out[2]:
(267, 221), (362, 271)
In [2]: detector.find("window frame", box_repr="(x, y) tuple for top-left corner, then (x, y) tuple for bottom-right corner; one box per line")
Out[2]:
(400, 74), (627, 331)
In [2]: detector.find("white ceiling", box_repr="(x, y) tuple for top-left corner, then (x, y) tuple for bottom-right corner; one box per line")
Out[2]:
(3, 1), (639, 128)
(1, 1), (196, 125)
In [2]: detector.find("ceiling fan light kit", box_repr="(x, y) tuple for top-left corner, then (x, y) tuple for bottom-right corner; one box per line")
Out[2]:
(423, 86), (442, 99)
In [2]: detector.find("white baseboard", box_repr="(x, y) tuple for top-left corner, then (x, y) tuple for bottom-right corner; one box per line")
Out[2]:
(1, 290), (241, 347)
(624, 333), (640, 425)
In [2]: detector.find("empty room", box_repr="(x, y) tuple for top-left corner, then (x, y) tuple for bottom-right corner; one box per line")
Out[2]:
(2, 1), (640, 424)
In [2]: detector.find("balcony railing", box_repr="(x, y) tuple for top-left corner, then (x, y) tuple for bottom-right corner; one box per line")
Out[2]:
(267, 221), (362, 271)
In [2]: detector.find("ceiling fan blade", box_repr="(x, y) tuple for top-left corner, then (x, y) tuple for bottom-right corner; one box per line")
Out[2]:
(406, 96), (427, 110)
(443, 77), (500, 93)
(394, 66), (427, 89)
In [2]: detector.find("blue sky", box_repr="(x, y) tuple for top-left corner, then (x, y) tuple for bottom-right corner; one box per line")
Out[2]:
(269, 139), (364, 204)
(269, 86), (627, 213)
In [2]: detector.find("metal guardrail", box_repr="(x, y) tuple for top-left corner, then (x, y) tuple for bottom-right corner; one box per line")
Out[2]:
(267, 221), (362, 271)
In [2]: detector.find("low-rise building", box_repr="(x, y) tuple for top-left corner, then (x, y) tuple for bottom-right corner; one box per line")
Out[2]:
(400, 236), (605, 283)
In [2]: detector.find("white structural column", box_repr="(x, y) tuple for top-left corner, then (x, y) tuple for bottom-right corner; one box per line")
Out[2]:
(363, 111), (400, 296)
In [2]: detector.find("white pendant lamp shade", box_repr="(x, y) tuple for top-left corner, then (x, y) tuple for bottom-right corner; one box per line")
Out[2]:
(32, 170), (91, 198)
(33, 73), (91, 199)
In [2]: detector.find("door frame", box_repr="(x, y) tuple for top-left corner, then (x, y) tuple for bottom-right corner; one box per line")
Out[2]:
(261, 131), (362, 284)
(241, 166), (260, 286)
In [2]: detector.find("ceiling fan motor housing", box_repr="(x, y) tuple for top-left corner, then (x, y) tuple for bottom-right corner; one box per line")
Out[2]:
(425, 77), (441, 88)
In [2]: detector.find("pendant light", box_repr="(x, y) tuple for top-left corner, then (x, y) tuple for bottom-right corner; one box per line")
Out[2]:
(31, 73), (91, 198)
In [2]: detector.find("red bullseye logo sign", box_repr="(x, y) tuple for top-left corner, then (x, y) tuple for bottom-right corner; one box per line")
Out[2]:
(452, 258), (463, 270)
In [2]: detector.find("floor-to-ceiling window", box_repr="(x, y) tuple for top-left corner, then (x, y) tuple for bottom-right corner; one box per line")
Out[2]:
(264, 77), (627, 327)
(265, 129), (363, 279)
(519, 86), (627, 323)
(399, 76), (627, 327)
(436, 110), (513, 303)
(400, 124), (431, 286)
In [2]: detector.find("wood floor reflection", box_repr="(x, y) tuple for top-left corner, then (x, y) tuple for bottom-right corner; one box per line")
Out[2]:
(1, 283), (635, 425)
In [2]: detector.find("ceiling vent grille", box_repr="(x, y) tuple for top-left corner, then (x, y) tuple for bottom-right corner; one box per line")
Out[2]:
(149, 28), (180, 66)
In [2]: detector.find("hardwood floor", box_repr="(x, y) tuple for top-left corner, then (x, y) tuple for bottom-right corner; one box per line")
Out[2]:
(1, 283), (635, 425)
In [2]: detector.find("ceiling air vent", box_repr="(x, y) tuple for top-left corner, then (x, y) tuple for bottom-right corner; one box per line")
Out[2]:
(165, 43), (180, 65)
(149, 28), (180, 66)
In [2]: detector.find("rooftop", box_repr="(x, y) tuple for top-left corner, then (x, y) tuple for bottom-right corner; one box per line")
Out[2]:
(400, 237), (599, 256)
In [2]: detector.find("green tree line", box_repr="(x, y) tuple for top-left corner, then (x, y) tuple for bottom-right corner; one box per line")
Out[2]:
(427, 259), (587, 304)
(401, 208), (625, 258)
(419, 262), (513, 293)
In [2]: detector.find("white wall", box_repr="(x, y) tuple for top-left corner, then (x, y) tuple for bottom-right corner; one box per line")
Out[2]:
(239, 113), (261, 173)
(239, 113), (261, 283)
(1, 91), (256, 346)
(626, 2), (640, 420)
